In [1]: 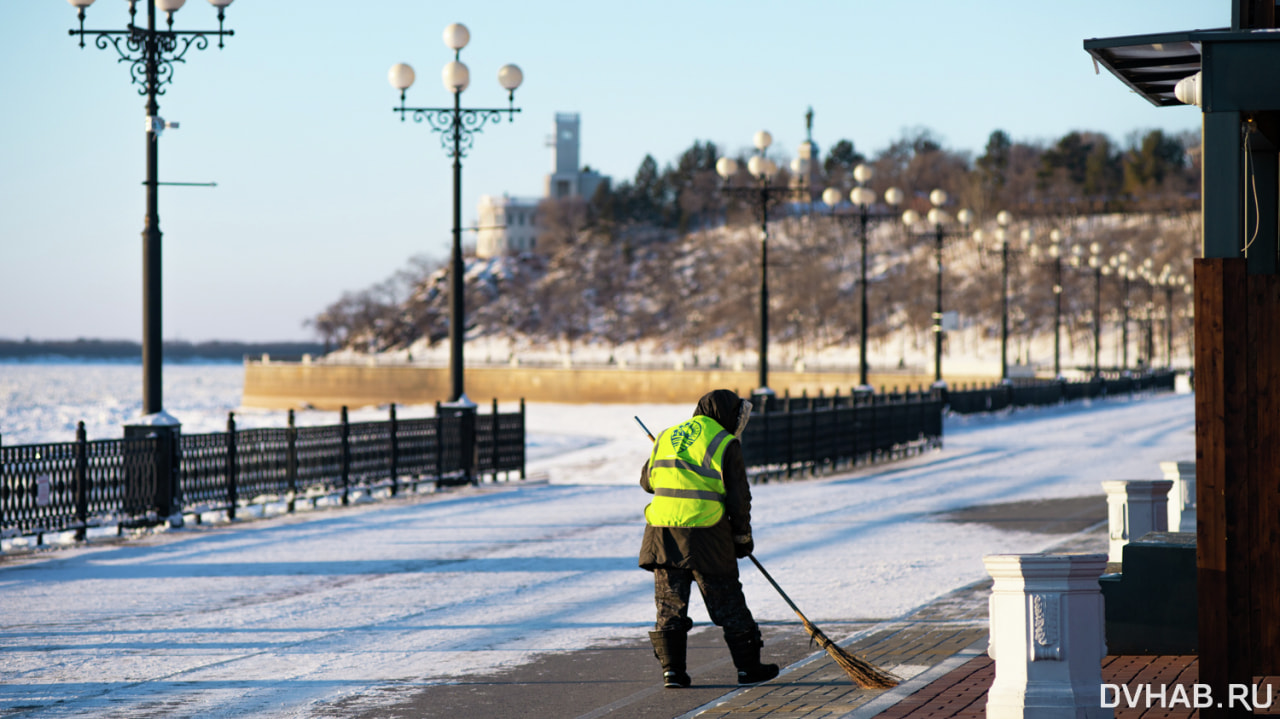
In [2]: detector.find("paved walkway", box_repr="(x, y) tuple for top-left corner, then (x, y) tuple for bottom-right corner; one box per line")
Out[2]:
(869, 655), (1202, 719)
(681, 585), (990, 719)
(675, 497), (1109, 719)
(676, 497), (1227, 719)
(12, 492), (1149, 719)
(347, 496), (1113, 719)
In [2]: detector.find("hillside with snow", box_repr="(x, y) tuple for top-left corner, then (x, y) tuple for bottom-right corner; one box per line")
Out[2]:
(311, 209), (1197, 382)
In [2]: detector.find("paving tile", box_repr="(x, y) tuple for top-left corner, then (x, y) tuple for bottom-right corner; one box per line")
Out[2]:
(684, 521), (1132, 719)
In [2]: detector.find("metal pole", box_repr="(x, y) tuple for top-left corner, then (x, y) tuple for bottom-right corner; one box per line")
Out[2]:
(388, 403), (399, 496)
(226, 411), (238, 521)
(286, 409), (297, 513)
(1146, 282), (1156, 368)
(340, 405), (350, 506)
(1121, 274), (1130, 371)
(1053, 257), (1062, 376)
(74, 422), (88, 541)
(69, 1), (233, 416)
(934, 222), (944, 384)
(758, 182), (770, 392)
(1000, 238), (1009, 381)
(1094, 267), (1102, 376)
(449, 90), (465, 403)
(859, 205), (869, 388)
(142, 0), (162, 415)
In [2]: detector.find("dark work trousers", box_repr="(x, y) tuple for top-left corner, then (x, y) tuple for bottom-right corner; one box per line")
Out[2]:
(654, 567), (759, 636)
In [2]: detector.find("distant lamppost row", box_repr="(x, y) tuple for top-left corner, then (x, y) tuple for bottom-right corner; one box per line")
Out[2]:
(389, 23), (523, 405)
(1029, 229), (1066, 377)
(1109, 252), (1133, 372)
(1152, 267), (1188, 368)
(1137, 258), (1160, 369)
(716, 131), (806, 395)
(67, 0), (235, 416)
(820, 165), (903, 389)
(1174, 274), (1190, 367)
(972, 211), (1021, 381)
(902, 191), (973, 385)
(1070, 241), (1105, 376)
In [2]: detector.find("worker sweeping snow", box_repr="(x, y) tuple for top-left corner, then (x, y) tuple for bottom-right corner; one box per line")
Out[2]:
(637, 388), (778, 689)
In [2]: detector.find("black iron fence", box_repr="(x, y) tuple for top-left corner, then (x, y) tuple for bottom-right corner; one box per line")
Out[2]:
(742, 388), (944, 481)
(946, 370), (1178, 415)
(737, 370), (1179, 480)
(1, 400), (525, 544)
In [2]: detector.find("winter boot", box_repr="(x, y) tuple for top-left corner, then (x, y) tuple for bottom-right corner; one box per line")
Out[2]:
(649, 629), (691, 688)
(724, 628), (779, 685)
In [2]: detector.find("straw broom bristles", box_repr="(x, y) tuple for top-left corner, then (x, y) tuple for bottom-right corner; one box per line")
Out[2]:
(749, 555), (899, 689)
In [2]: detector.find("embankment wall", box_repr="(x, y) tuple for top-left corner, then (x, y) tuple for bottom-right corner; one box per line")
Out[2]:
(241, 362), (982, 409)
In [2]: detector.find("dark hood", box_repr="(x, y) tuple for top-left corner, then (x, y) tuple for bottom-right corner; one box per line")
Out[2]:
(694, 389), (741, 431)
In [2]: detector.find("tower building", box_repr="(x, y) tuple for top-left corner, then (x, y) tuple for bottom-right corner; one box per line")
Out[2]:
(545, 113), (607, 200)
(476, 112), (609, 258)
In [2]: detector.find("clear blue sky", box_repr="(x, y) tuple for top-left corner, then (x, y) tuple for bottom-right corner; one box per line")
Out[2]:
(0, 1), (1224, 342)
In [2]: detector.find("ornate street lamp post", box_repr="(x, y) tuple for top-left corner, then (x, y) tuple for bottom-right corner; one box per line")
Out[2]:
(389, 23), (523, 406)
(997, 212), (1013, 381)
(1030, 229), (1066, 377)
(1070, 241), (1105, 376)
(972, 211), (1023, 381)
(1153, 267), (1188, 368)
(716, 131), (806, 395)
(1138, 258), (1158, 369)
(67, 0), (235, 417)
(1171, 276), (1191, 367)
(1110, 252), (1133, 372)
(902, 191), (973, 386)
(820, 165), (903, 389)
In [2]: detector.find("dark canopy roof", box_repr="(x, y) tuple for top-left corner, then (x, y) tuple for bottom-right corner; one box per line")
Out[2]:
(1084, 29), (1225, 107)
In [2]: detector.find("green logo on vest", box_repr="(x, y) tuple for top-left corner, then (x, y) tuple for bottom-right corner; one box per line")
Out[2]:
(670, 420), (703, 453)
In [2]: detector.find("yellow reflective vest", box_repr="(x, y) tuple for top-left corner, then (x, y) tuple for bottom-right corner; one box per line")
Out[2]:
(645, 415), (735, 527)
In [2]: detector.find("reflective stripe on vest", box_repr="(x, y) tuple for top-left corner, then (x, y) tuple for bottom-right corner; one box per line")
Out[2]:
(645, 415), (733, 528)
(653, 487), (725, 502)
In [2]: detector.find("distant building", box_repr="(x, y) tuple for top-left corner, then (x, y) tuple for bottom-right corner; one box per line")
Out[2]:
(476, 194), (541, 257)
(544, 113), (608, 201)
(475, 112), (610, 259)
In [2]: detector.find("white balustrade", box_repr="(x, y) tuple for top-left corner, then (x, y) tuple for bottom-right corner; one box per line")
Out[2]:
(1158, 461), (1196, 533)
(1101, 480), (1173, 564)
(984, 553), (1111, 719)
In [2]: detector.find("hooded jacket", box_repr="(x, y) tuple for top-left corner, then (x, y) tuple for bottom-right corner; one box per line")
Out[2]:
(638, 389), (752, 576)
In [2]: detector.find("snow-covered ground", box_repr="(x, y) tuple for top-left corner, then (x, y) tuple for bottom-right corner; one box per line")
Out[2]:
(0, 362), (1195, 717)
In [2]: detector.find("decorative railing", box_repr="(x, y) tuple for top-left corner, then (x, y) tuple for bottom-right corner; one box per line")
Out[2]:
(742, 388), (944, 481)
(946, 371), (1177, 415)
(2, 400), (525, 544)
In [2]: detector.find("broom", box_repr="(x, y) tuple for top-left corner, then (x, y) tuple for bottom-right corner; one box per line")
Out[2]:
(634, 416), (898, 689)
(747, 554), (899, 689)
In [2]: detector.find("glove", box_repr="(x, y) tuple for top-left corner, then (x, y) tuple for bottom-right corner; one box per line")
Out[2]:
(734, 536), (754, 559)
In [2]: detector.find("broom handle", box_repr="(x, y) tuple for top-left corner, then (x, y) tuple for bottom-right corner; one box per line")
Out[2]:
(747, 554), (809, 621)
(635, 416), (655, 442)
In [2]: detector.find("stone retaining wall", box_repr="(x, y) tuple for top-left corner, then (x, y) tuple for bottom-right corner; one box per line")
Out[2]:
(241, 362), (977, 409)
